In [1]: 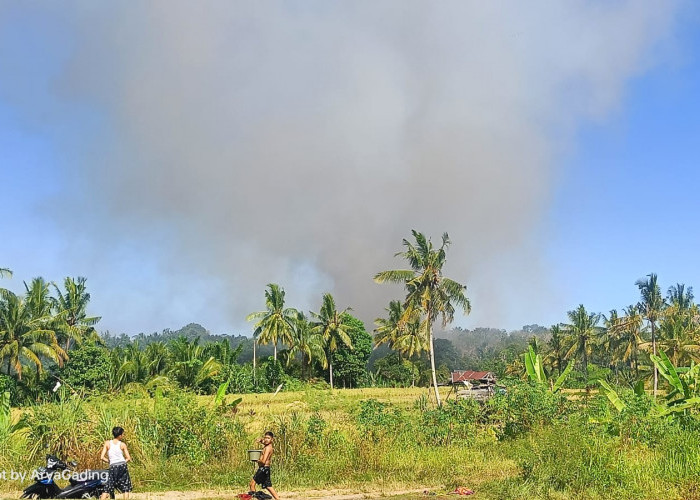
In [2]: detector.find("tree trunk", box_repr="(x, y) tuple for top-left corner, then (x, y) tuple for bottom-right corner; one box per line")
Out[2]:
(253, 340), (257, 386)
(273, 344), (277, 362)
(329, 360), (334, 389)
(652, 322), (658, 397)
(428, 321), (441, 406)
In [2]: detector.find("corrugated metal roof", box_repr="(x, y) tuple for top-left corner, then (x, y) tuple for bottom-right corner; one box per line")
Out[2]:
(451, 370), (496, 383)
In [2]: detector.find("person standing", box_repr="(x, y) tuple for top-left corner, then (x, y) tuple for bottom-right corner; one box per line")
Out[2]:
(99, 426), (132, 500)
(249, 431), (279, 500)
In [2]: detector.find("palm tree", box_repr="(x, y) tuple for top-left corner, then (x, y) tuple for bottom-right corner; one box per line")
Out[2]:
(52, 277), (101, 351)
(561, 304), (602, 377)
(246, 284), (297, 361)
(0, 269), (11, 279)
(636, 273), (665, 395)
(545, 324), (566, 375)
(646, 304), (700, 366)
(24, 278), (54, 319)
(310, 293), (352, 389)
(0, 290), (66, 380)
(616, 305), (645, 376)
(144, 341), (171, 377)
(375, 231), (471, 406)
(374, 300), (404, 351)
(668, 283), (694, 311)
(168, 337), (221, 392)
(286, 311), (326, 380)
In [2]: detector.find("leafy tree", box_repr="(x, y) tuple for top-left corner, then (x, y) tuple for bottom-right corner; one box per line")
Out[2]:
(374, 300), (405, 353)
(615, 305), (645, 376)
(433, 338), (461, 371)
(285, 311), (326, 380)
(331, 314), (372, 388)
(246, 284), (297, 361)
(23, 277), (53, 319)
(0, 290), (66, 380)
(52, 277), (101, 351)
(168, 337), (221, 392)
(310, 293), (352, 389)
(636, 273), (665, 395)
(60, 341), (111, 392)
(667, 283), (694, 311)
(375, 231), (471, 405)
(648, 304), (700, 366)
(545, 324), (565, 375)
(562, 304), (602, 378)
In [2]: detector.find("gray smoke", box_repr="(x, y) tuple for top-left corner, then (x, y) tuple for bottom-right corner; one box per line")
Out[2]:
(0, 1), (682, 334)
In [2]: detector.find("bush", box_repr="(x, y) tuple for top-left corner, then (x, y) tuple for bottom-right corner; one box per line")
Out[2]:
(355, 399), (406, 441)
(419, 399), (480, 445)
(486, 381), (569, 438)
(60, 341), (111, 393)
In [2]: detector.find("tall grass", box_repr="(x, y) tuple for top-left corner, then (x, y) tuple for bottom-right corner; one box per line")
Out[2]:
(0, 384), (698, 499)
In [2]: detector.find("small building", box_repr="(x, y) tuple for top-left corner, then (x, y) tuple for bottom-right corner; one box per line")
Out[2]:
(450, 370), (498, 402)
(451, 370), (497, 385)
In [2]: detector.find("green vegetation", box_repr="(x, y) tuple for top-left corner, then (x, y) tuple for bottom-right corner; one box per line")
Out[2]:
(3, 231), (700, 498)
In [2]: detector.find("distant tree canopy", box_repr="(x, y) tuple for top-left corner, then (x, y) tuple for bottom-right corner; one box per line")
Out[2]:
(331, 314), (373, 388)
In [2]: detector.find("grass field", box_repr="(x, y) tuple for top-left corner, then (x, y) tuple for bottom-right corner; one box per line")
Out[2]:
(2, 385), (700, 499)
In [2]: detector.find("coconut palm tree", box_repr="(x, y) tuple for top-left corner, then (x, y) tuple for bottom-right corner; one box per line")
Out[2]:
(0, 269), (11, 279)
(246, 284), (297, 361)
(52, 277), (101, 351)
(0, 290), (66, 380)
(647, 304), (700, 366)
(636, 273), (665, 395)
(168, 337), (221, 392)
(667, 283), (694, 311)
(562, 304), (602, 377)
(374, 300), (404, 351)
(286, 311), (326, 380)
(24, 278), (54, 320)
(615, 305), (645, 376)
(375, 231), (471, 406)
(545, 324), (566, 375)
(310, 293), (352, 389)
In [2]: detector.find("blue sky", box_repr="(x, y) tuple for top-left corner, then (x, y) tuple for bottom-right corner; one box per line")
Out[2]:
(1, 2), (699, 335)
(547, 14), (700, 320)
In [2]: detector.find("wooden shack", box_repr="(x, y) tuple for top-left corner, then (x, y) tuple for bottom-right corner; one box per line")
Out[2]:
(450, 370), (498, 401)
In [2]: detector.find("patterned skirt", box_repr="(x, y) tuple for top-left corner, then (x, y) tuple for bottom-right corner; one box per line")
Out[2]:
(105, 463), (132, 494)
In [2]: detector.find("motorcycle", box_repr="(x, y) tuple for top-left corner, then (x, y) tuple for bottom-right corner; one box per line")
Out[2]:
(21, 455), (109, 499)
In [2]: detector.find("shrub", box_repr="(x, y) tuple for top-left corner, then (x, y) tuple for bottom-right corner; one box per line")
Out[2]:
(486, 381), (568, 438)
(355, 399), (406, 441)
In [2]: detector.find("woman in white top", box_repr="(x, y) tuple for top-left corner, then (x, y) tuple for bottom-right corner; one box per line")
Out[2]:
(99, 426), (132, 499)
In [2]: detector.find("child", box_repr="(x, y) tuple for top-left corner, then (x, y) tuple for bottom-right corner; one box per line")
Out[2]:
(100, 426), (132, 500)
(249, 431), (279, 500)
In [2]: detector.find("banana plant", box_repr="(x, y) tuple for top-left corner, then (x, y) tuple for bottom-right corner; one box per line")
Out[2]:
(524, 345), (574, 393)
(650, 351), (700, 414)
(213, 381), (243, 414)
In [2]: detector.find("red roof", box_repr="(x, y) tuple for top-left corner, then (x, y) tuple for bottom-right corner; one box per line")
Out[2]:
(451, 370), (495, 383)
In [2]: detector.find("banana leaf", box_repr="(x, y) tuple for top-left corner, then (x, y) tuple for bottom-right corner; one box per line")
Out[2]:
(598, 379), (626, 412)
(552, 360), (574, 393)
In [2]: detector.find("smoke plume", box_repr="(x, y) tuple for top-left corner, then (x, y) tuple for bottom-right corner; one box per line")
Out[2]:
(0, 1), (682, 334)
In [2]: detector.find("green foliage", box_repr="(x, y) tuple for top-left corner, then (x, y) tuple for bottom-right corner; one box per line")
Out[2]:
(418, 399), (480, 446)
(60, 341), (111, 392)
(331, 314), (372, 388)
(355, 399), (406, 441)
(373, 354), (416, 387)
(486, 381), (569, 438)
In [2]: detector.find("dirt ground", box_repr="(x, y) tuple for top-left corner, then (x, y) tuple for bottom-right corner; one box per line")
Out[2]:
(0, 487), (458, 500)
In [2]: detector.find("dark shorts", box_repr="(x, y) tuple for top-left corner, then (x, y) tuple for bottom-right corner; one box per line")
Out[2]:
(253, 466), (272, 488)
(105, 463), (132, 495)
